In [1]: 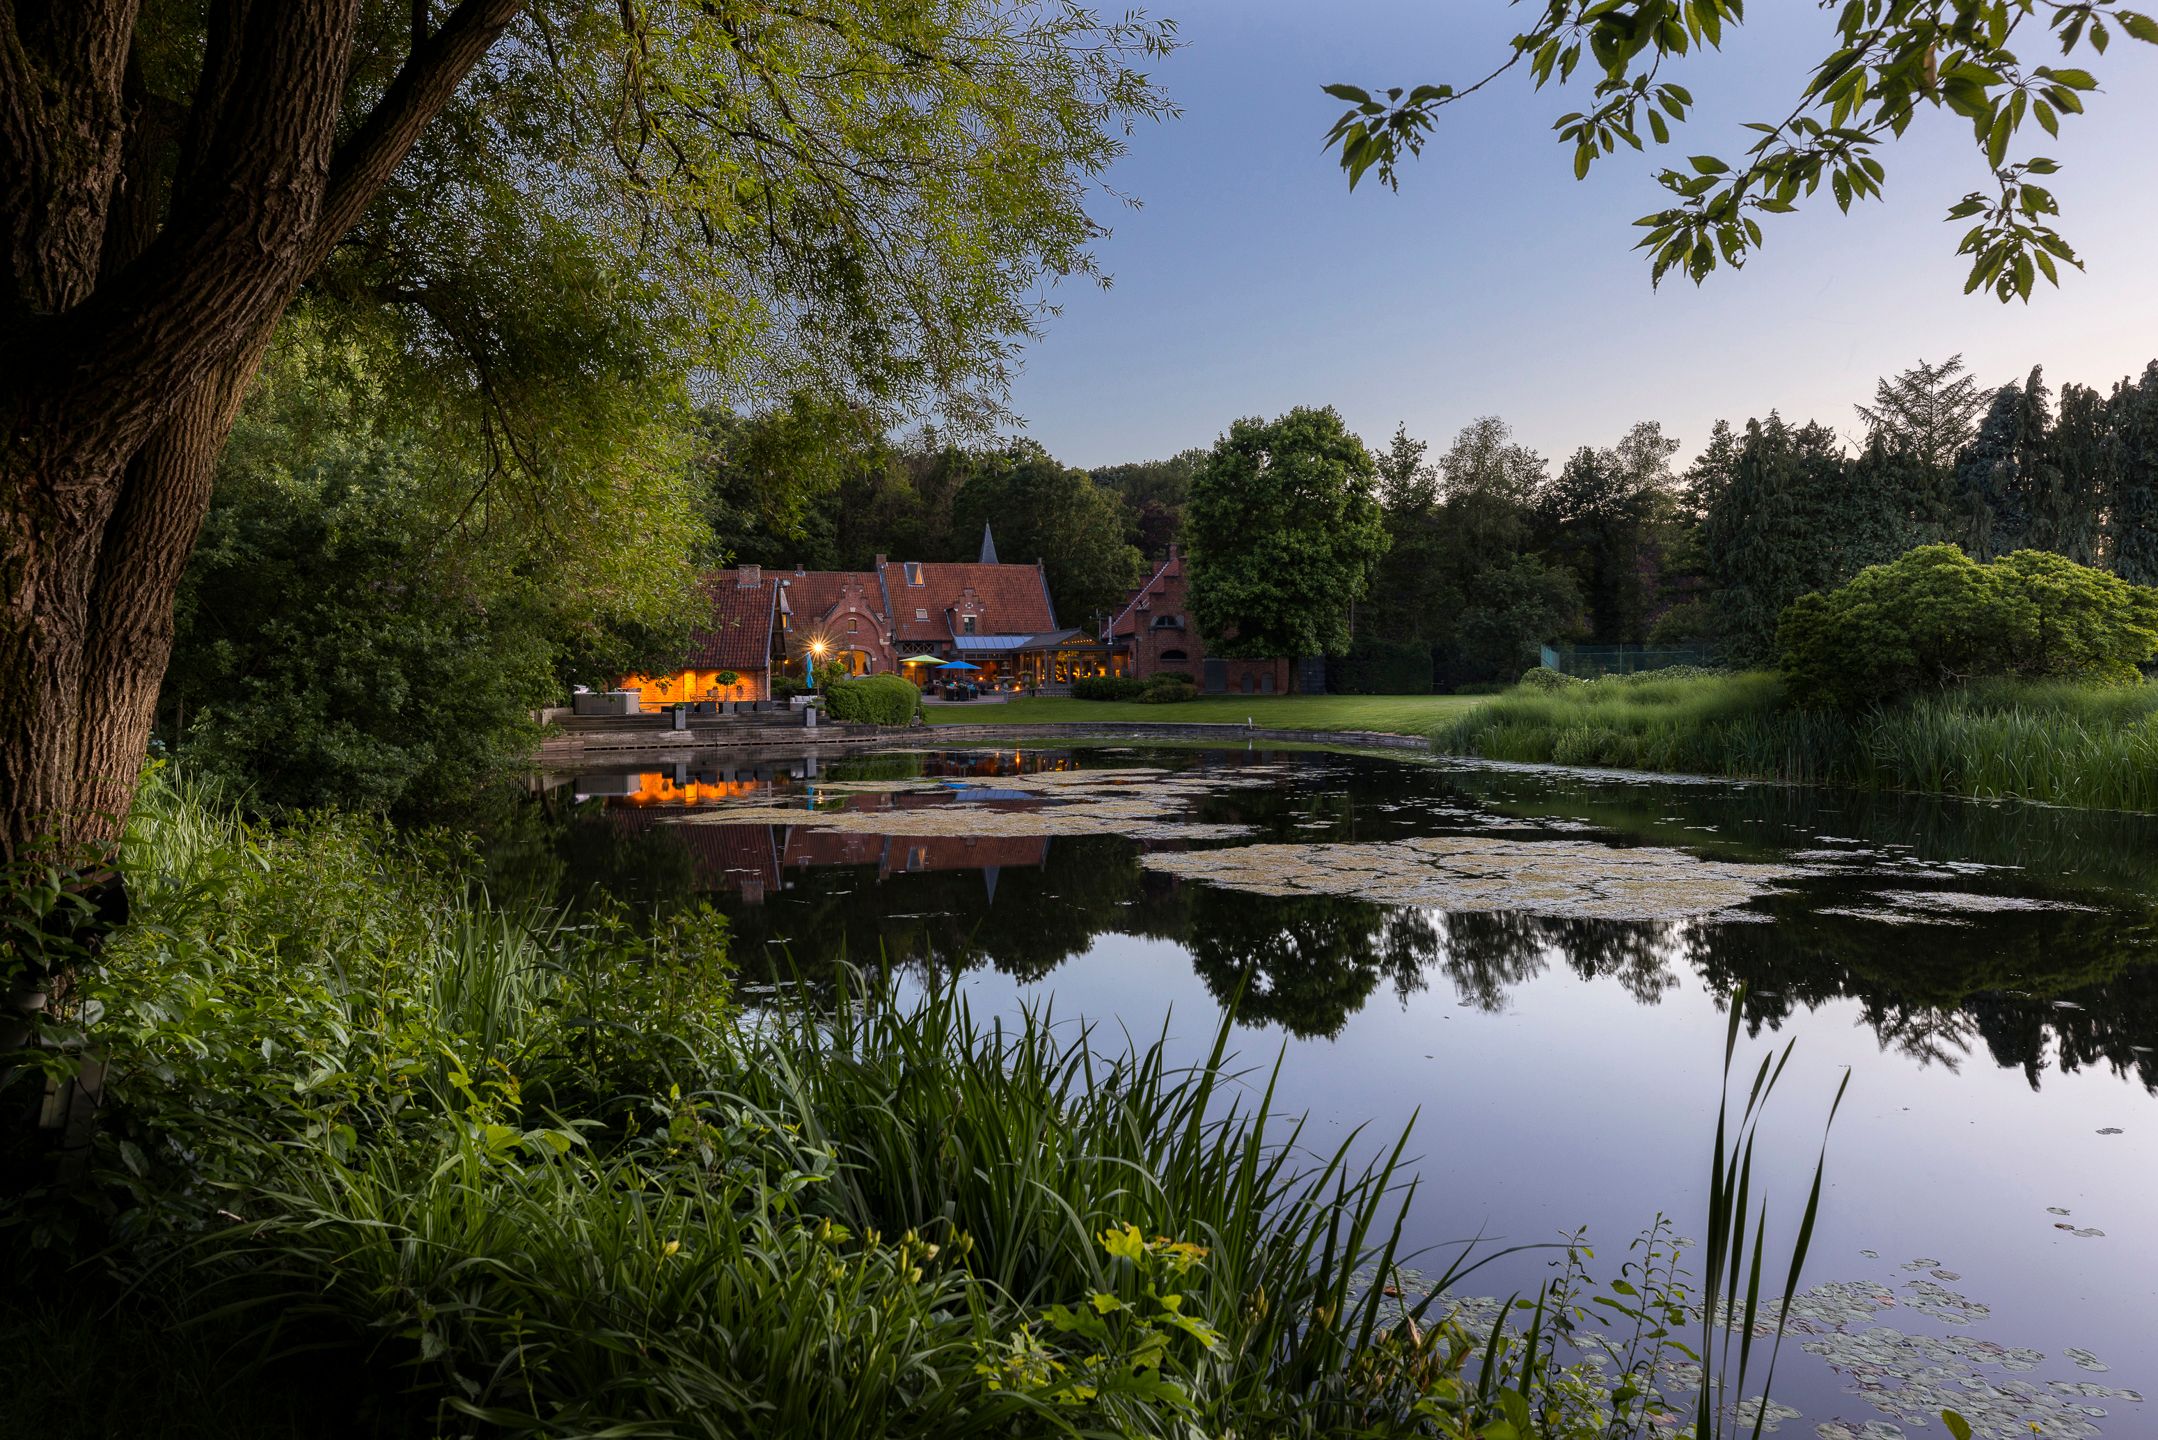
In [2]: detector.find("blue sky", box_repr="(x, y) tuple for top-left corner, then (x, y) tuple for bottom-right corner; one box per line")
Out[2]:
(1004, 1), (2158, 471)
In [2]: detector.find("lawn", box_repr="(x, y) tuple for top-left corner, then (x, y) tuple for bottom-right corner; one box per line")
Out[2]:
(924, 692), (1485, 738)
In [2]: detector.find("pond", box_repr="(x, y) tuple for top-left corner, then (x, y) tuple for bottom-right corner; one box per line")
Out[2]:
(506, 743), (2157, 1438)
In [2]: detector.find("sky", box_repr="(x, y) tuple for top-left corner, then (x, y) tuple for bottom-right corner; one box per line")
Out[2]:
(1001, 1), (2158, 472)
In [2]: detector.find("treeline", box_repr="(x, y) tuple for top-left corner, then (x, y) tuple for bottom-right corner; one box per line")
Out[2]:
(1341, 354), (2158, 687)
(1670, 357), (2158, 665)
(690, 398), (1193, 624)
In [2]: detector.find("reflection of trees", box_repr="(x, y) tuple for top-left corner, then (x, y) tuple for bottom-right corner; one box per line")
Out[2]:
(1185, 890), (1432, 1040)
(1689, 902), (2158, 1091)
(1429, 913), (1678, 1011)
(482, 767), (2158, 1093)
(1433, 912), (1547, 1012)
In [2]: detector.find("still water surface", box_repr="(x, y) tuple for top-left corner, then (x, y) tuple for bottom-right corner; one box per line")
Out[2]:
(512, 744), (2158, 1437)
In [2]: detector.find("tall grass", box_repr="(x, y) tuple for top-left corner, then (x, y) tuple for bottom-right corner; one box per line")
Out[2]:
(3, 773), (1833, 1438)
(1436, 671), (2158, 811)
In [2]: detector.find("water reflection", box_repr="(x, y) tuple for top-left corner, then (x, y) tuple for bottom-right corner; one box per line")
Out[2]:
(498, 746), (2158, 1090)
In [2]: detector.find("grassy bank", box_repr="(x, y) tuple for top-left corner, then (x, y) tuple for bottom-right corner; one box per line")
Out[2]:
(926, 693), (1485, 738)
(1, 770), (1800, 1439)
(1434, 671), (2158, 811)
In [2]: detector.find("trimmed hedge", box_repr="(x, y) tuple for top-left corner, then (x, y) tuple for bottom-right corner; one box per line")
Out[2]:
(821, 673), (922, 725)
(1072, 676), (1151, 701)
(1140, 679), (1198, 703)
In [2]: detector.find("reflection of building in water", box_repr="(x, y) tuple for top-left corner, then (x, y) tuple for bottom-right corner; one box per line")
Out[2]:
(781, 827), (1048, 886)
(571, 760), (1056, 904)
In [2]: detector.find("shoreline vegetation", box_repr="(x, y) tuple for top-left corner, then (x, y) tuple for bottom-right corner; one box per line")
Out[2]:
(925, 693), (1486, 738)
(1433, 670), (2158, 814)
(1, 772), (1817, 1439)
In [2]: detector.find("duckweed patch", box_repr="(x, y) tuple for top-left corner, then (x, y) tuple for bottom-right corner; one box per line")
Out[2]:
(673, 764), (1286, 841)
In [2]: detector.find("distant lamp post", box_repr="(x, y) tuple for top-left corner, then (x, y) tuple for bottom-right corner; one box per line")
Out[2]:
(807, 638), (830, 689)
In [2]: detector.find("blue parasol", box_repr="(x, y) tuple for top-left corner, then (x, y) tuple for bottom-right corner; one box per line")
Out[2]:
(934, 659), (980, 671)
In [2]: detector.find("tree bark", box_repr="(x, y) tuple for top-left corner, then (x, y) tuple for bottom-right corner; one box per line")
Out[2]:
(0, 0), (525, 865)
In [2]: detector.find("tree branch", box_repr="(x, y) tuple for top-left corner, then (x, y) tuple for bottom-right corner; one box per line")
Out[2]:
(312, 0), (525, 268)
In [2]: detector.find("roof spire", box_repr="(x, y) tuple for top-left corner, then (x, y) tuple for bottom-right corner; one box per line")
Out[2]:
(979, 522), (999, 565)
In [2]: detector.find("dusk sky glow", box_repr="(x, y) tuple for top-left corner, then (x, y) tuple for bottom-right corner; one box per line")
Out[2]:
(1004, 1), (2158, 472)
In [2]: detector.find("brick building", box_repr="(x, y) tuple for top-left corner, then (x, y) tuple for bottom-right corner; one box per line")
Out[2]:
(618, 529), (1124, 703)
(1105, 544), (1290, 695)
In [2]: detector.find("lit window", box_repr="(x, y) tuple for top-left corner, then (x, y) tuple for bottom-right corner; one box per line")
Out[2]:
(904, 562), (924, 586)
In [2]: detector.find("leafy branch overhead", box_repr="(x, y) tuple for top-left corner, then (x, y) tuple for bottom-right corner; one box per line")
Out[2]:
(1323, 1), (2158, 301)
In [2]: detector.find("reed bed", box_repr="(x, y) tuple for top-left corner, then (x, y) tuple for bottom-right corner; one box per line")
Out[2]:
(1436, 672), (2158, 811)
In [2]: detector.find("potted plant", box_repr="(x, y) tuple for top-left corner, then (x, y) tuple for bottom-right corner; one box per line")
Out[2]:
(716, 670), (740, 715)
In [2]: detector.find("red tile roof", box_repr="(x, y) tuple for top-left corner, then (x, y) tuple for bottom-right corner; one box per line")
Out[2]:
(780, 570), (887, 627)
(879, 561), (1056, 642)
(687, 575), (778, 670)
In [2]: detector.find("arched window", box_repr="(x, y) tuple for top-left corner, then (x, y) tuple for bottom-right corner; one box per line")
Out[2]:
(1159, 648), (1188, 662)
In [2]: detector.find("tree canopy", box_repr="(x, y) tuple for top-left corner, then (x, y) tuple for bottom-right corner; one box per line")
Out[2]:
(1322, 1), (2158, 300)
(1185, 406), (1390, 660)
(0, 0), (1176, 856)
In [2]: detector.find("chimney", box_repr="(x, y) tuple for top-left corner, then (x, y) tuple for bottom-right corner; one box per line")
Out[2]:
(737, 563), (761, 587)
(1167, 542), (1181, 564)
(874, 553), (888, 567)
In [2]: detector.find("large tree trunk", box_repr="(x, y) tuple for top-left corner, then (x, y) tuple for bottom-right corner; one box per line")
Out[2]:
(0, 0), (524, 867)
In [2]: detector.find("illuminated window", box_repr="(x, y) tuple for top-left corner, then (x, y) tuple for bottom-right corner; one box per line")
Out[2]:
(904, 562), (924, 586)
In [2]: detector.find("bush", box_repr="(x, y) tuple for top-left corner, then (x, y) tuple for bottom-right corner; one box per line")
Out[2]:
(820, 673), (922, 725)
(1779, 544), (2158, 710)
(1140, 679), (1198, 703)
(770, 673), (810, 702)
(1072, 675), (1150, 701)
(1518, 666), (1584, 691)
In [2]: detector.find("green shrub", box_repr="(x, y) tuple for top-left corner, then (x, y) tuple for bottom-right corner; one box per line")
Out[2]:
(1140, 679), (1198, 703)
(1072, 675), (1150, 701)
(771, 673), (810, 702)
(1778, 544), (2158, 710)
(821, 673), (922, 725)
(1518, 666), (1584, 692)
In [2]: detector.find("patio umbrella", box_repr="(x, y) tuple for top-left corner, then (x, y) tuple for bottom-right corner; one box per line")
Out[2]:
(900, 655), (939, 665)
(934, 660), (980, 671)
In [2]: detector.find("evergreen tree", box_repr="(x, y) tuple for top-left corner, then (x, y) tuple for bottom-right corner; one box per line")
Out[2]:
(1953, 367), (2054, 560)
(1701, 415), (1907, 663)
(2038, 383), (2110, 565)
(1855, 355), (1995, 480)
(2106, 362), (2158, 586)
